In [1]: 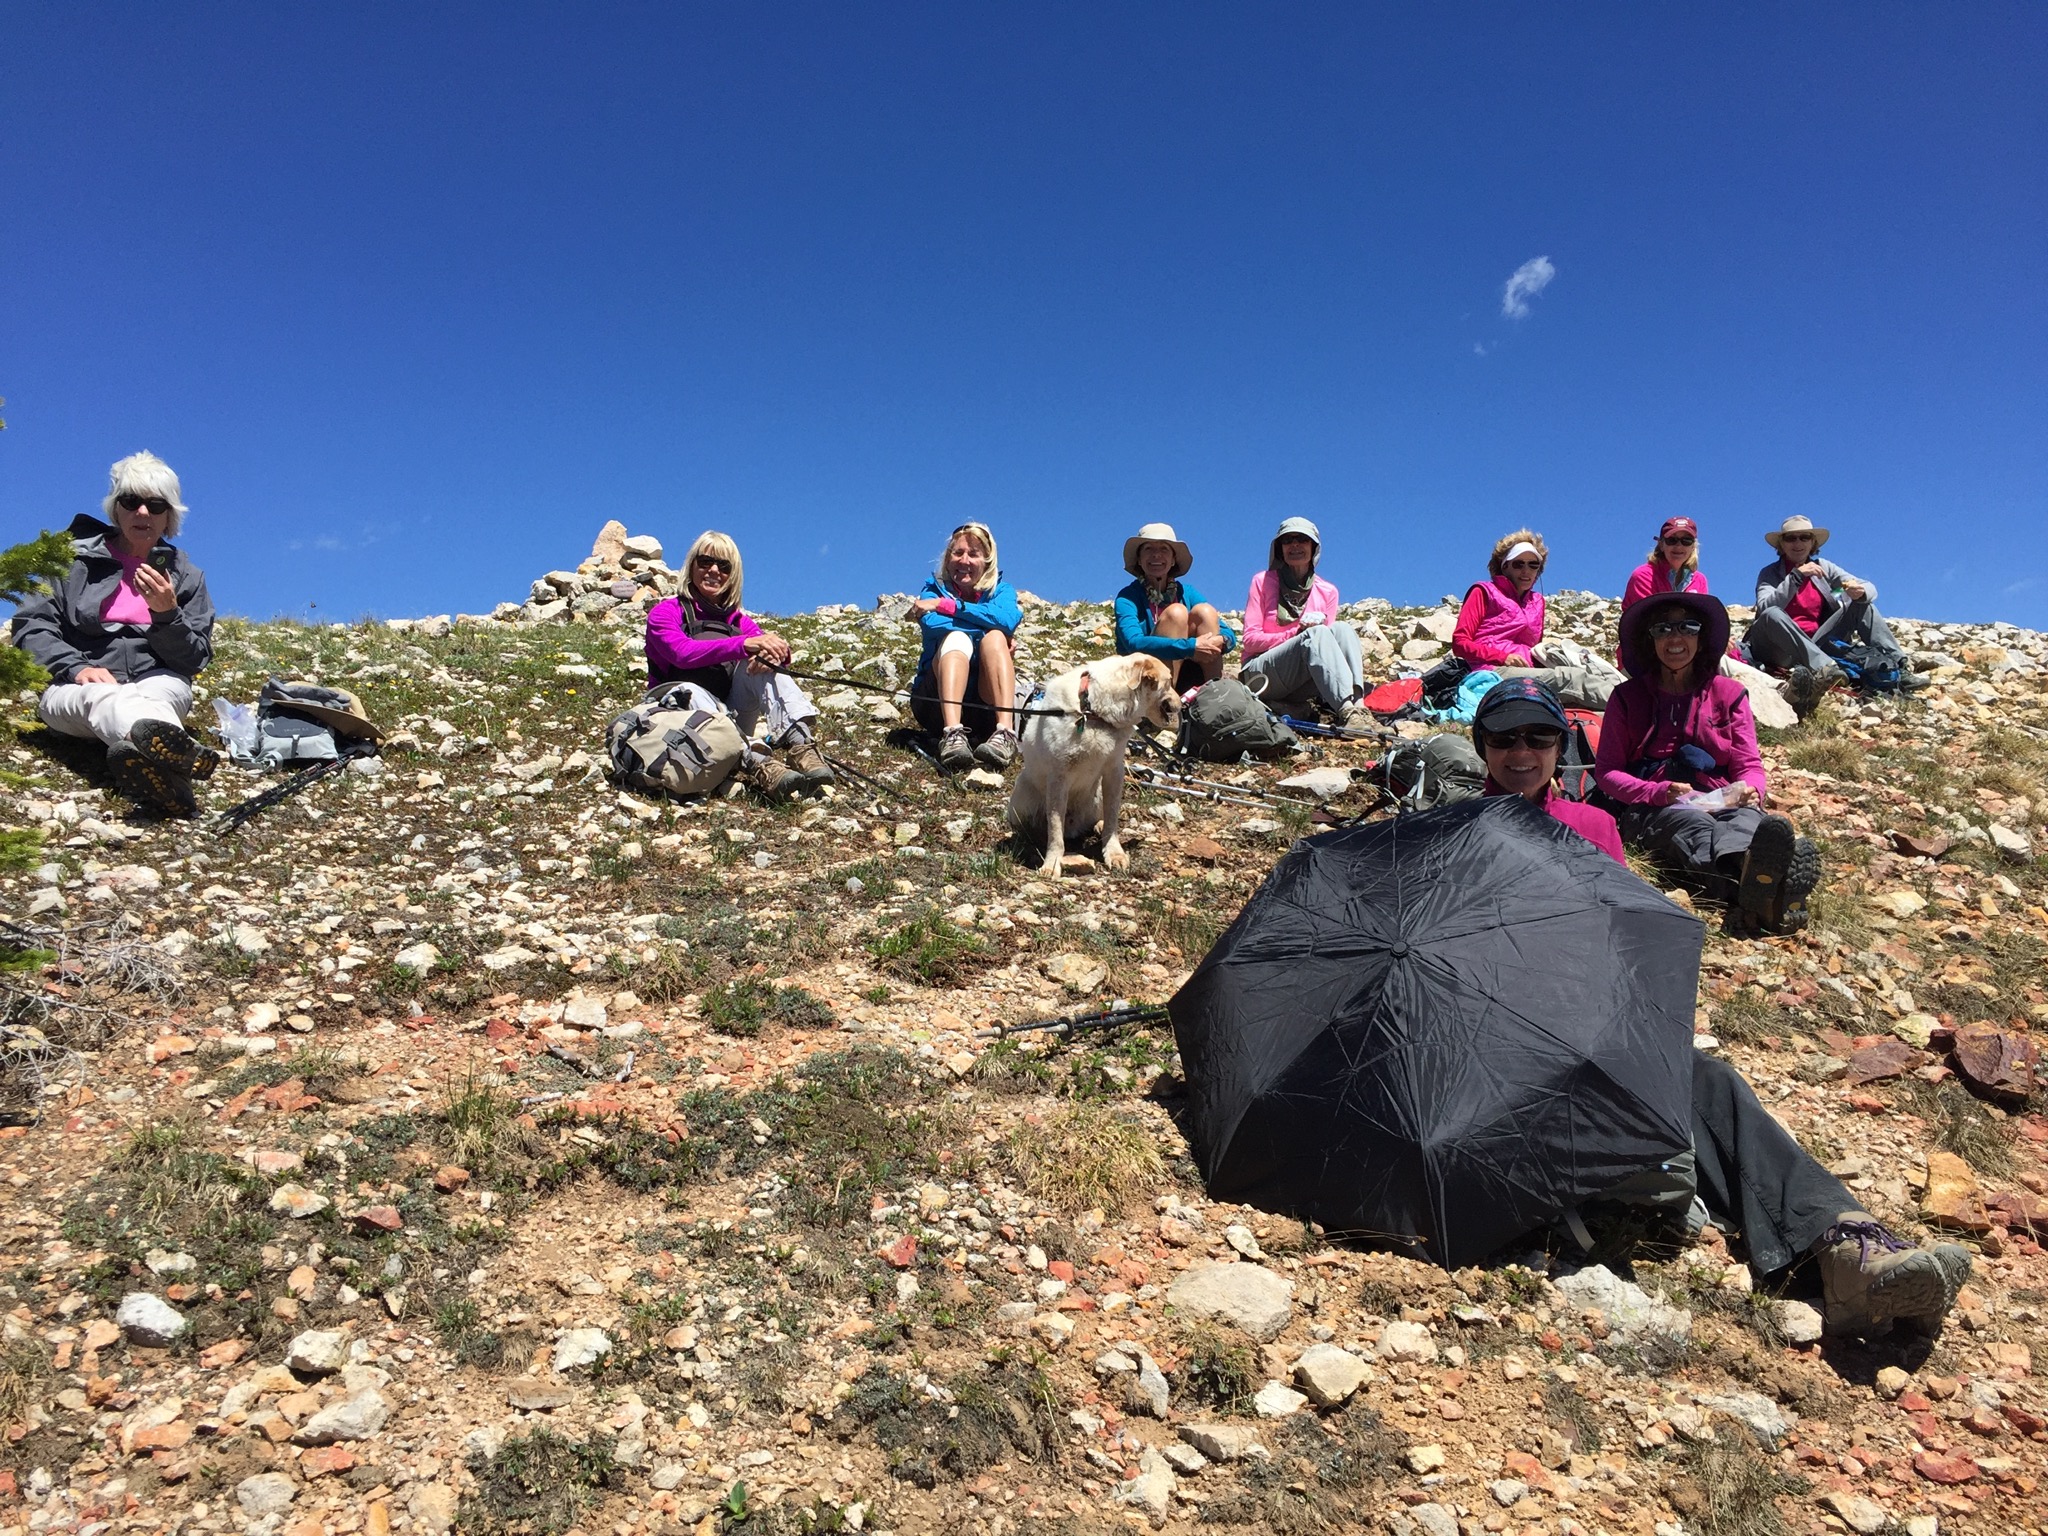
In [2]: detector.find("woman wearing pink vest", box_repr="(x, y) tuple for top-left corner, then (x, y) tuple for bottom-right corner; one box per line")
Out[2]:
(1622, 518), (1709, 614)
(1452, 530), (1548, 668)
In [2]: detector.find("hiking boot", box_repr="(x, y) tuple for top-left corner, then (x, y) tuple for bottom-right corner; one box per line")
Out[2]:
(973, 728), (1019, 770)
(936, 726), (976, 772)
(1339, 702), (1377, 735)
(1765, 835), (1823, 934)
(1898, 669), (1932, 692)
(108, 740), (197, 817)
(785, 739), (836, 792)
(1815, 1215), (1973, 1335)
(130, 719), (220, 781)
(737, 753), (804, 801)
(1736, 814), (1799, 922)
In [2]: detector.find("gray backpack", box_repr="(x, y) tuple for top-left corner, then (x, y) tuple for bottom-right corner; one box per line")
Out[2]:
(606, 682), (746, 799)
(1177, 679), (1300, 762)
(1370, 733), (1485, 811)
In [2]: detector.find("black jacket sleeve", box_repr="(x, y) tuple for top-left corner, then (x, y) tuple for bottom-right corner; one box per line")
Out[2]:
(145, 563), (215, 677)
(9, 586), (89, 684)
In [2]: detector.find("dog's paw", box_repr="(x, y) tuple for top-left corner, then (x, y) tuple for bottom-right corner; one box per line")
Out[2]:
(1038, 854), (1064, 879)
(1101, 840), (1129, 873)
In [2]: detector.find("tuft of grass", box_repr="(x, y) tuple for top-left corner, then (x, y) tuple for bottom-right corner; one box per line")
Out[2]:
(1663, 1437), (1809, 1536)
(1006, 1103), (1165, 1214)
(1709, 988), (1779, 1046)
(1788, 737), (1869, 781)
(868, 908), (988, 986)
(703, 977), (835, 1038)
(0, 828), (44, 874)
(0, 1336), (52, 1428)
(1892, 1075), (2016, 1176)
(1169, 1322), (1258, 1416)
(459, 1428), (619, 1536)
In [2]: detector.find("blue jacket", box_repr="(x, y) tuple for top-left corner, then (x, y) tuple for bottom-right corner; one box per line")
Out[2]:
(1112, 576), (1236, 662)
(914, 575), (1021, 676)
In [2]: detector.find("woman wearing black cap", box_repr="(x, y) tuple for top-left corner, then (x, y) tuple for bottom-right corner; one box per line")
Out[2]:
(1470, 678), (1623, 861)
(1593, 591), (1820, 934)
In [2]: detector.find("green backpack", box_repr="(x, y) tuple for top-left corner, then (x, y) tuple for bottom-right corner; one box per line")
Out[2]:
(1177, 679), (1300, 762)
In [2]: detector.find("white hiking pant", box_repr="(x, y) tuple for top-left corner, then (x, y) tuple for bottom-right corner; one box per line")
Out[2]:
(722, 666), (818, 760)
(38, 673), (193, 749)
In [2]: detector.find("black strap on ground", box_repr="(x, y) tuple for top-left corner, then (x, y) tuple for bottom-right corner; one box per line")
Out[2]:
(213, 745), (376, 836)
(976, 1002), (1173, 1041)
(820, 750), (910, 802)
(774, 665), (1083, 720)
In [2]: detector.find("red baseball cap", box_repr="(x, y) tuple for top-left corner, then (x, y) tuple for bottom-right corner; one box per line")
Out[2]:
(1659, 517), (1698, 540)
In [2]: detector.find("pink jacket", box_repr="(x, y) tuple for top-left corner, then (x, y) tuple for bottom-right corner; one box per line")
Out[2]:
(1452, 577), (1545, 667)
(1593, 675), (1768, 806)
(1622, 561), (1708, 613)
(1485, 781), (1627, 864)
(1242, 570), (1341, 660)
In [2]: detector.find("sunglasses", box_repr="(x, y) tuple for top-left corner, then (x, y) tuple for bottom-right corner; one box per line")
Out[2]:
(1648, 619), (1704, 638)
(1660, 535), (1696, 546)
(1779, 533), (1814, 543)
(1505, 559), (1543, 571)
(116, 494), (174, 517)
(1483, 727), (1564, 751)
(693, 557), (731, 573)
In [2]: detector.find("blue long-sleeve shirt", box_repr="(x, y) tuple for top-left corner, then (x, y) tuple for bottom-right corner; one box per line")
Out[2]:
(1112, 576), (1237, 662)
(914, 575), (1021, 676)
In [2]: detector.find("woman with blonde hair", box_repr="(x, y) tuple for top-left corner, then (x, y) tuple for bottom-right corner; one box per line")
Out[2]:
(643, 530), (832, 799)
(1622, 518), (1709, 614)
(1452, 529), (1550, 669)
(909, 522), (1022, 771)
(13, 451), (218, 816)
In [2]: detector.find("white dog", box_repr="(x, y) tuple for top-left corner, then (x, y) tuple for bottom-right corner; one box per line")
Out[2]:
(1007, 654), (1180, 877)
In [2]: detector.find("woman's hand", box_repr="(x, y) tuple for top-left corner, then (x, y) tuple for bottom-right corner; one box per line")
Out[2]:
(1660, 780), (1691, 806)
(912, 596), (947, 616)
(1795, 561), (1827, 580)
(73, 666), (118, 686)
(1194, 633), (1226, 659)
(1723, 781), (1757, 808)
(1504, 651), (1530, 667)
(743, 632), (792, 673)
(1841, 580), (1869, 601)
(133, 564), (178, 614)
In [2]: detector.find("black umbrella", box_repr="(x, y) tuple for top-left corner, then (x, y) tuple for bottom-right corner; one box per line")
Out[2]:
(1170, 795), (1703, 1268)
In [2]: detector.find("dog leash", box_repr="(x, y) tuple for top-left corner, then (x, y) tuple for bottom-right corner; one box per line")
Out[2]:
(772, 665), (1084, 720)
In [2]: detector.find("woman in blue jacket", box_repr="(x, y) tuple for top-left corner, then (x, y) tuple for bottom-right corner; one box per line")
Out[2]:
(1113, 523), (1235, 694)
(909, 522), (1023, 772)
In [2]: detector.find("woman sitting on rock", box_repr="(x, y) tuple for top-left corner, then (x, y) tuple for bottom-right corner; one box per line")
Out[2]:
(1452, 530), (1549, 669)
(1593, 591), (1819, 934)
(1240, 517), (1370, 729)
(910, 521), (1022, 772)
(12, 451), (219, 816)
(1476, 676), (1969, 1336)
(644, 531), (833, 800)
(1745, 516), (1923, 715)
(1622, 518), (1708, 613)
(1112, 522), (1234, 695)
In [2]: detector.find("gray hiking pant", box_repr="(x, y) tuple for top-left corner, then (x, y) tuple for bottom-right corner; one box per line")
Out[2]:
(1490, 664), (1618, 711)
(1242, 623), (1364, 712)
(1614, 802), (1763, 882)
(38, 672), (193, 749)
(1745, 602), (1902, 674)
(1692, 1054), (1854, 1275)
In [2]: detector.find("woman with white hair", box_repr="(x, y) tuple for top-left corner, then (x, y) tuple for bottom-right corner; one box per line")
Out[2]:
(12, 451), (218, 815)
(909, 522), (1022, 771)
(643, 530), (834, 800)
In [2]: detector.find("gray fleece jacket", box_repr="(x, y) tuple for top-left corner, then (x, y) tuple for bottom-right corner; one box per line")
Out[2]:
(1752, 554), (1876, 621)
(11, 514), (216, 686)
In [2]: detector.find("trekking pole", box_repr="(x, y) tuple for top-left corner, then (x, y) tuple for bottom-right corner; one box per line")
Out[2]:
(975, 1002), (1173, 1042)
(1124, 760), (1304, 811)
(212, 749), (368, 836)
(819, 751), (910, 802)
(773, 666), (1082, 720)
(1279, 714), (1392, 743)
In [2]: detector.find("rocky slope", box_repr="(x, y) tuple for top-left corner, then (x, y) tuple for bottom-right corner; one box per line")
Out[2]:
(1, 525), (2045, 1536)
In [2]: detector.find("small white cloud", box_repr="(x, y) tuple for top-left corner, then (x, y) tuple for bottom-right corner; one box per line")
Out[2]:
(1501, 256), (1556, 320)
(1472, 342), (1489, 357)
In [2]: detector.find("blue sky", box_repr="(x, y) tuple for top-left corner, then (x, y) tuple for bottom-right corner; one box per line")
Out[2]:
(4, 4), (2044, 628)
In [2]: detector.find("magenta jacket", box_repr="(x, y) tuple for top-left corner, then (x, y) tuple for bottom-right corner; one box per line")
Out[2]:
(644, 595), (761, 685)
(1484, 781), (1627, 863)
(1452, 577), (1545, 667)
(1242, 569), (1341, 660)
(1593, 674), (1768, 807)
(1622, 560), (1708, 612)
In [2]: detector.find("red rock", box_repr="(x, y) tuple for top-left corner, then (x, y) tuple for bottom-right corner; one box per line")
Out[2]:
(1047, 1260), (1076, 1283)
(198, 1339), (248, 1369)
(353, 1205), (403, 1234)
(1914, 1451), (1979, 1484)
(1891, 831), (1953, 859)
(483, 1018), (518, 1041)
(0, 1470), (14, 1497)
(1898, 1389), (1933, 1412)
(1921, 1151), (1993, 1235)
(1987, 1341), (2033, 1377)
(1949, 1022), (2038, 1100)
(128, 1422), (193, 1454)
(81, 1319), (120, 1351)
(1987, 1192), (2048, 1237)
(879, 1235), (918, 1269)
(1849, 1038), (1923, 1085)
(299, 1445), (358, 1476)
(1185, 836), (1227, 863)
(146, 1034), (198, 1063)
(1847, 1093), (1890, 1114)
(433, 1164), (471, 1192)
(2002, 1402), (2044, 1435)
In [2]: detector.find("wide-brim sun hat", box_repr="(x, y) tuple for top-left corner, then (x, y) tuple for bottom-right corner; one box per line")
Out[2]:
(1765, 515), (1830, 552)
(1617, 589), (1731, 678)
(1269, 516), (1321, 568)
(1471, 678), (1569, 743)
(260, 678), (387, 742)
(1123, 523), (1194, 579)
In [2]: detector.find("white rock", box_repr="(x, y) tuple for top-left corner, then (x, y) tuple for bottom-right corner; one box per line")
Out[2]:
(286, 1328), (349, 1377)
(480, 944), (539, 971)
(1990, 823), (2034, 861)
(1406, 1443), (1447, 1474)
(1113, 1448), (1175, 1527)
(231, 922), (272, 955)
(1179, 1423), (1266, 1462)
(104, 864), (161, 895)
(561, 995), (608, 1029)
(393, 942), (440, 973)
(1124, 1351), (1170, 1418)
(408, 1482), (459, 1536)
(143, 1249), (196, 1277)
(1551, 1264), (1692, 1368)
(1253, 1381), (1308, 1417)
(1166, 1263), (1294, 1342)
(553, 1328), (613, 1372)
(235, 1472), (297, 1517)
(294, 1388), (391, 1443)
(115, 1292), (187, 1346)
(242, 1001), (281, 1035)
(1374, 1320), (1439, 1363)
(1293, 1343), (1370, 1407)
(1408, 1503), (1460, 1536)
(1045, 952), (1108, 993)
(1821, 1493), (1891, 1535)
(1699, 1390), (1796, 1447)
(1771, 1299), (1824, 1345)
(1490, 1479), (1529, 1506)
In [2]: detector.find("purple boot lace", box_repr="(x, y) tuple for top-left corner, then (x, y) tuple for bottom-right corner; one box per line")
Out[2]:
(1819, 1219), (1915, 1267)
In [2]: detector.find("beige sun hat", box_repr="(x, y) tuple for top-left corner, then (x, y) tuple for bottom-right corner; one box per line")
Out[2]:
(1765, 515), (1831, 552)
(1123, 522), (1194, 579)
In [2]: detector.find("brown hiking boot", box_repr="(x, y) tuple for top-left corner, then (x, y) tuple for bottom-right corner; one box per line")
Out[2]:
(1815, 1215), (1972, 1335)
(785, 739), (836, 792)
(130, 719), (220, 781)
(936, 726), (976, 772)
(737, 753), (803, 801)
(108, 740), (197, 817)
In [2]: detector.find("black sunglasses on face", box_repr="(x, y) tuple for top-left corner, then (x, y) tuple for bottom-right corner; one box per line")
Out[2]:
(1649, 619), (1704, 638)
(1505, 559), (1543, 571)
(694, 557), (731, 573)
(116, 494), (174, 516)
(1661, 535), (1696, 546)
(1483, 727), (1564, 751)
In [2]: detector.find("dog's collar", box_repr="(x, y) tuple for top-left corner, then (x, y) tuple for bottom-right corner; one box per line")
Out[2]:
(1076, 669), (1106, 727)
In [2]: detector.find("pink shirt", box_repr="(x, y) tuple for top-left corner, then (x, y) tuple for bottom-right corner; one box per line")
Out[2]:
(1241, 569), (1341, 659)
(99, 547), (153, 626)
(1485, 781), (1628, 864)
(1621, 561), (1708, 613)
(1593, 675), (1768, 806)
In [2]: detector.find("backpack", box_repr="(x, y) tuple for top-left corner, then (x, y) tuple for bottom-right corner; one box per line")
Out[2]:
(1557, 709), (1603, 803)
(1368, 733), (1485, 811)
(606, 681), (746, 799)
(1178, 678), (1300, 762)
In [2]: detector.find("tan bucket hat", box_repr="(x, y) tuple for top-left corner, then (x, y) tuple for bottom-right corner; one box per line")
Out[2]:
(1123, 522), (1194, 579)
(261, 678), (386, 742)
(1765, 515), (1831, 552)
